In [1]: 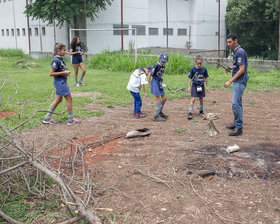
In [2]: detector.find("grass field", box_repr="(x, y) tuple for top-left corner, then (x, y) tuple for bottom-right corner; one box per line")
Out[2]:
(0, 50), (279, 130)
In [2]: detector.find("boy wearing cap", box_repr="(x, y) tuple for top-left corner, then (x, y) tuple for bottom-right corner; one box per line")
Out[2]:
(149, 53), (169, 122)
(127, 65), (152, 118)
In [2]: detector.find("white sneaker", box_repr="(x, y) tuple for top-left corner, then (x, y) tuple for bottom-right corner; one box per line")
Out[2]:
(79, 81), (85, 86)
(76, 83), (80, 87)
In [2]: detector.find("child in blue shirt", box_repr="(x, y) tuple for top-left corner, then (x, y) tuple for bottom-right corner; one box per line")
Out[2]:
(187, 55), (209, 120)
(69, 36), (86, 87)
(43, 43), (81, 125)
(127, 65), (152, 118)
(149, 53), (169, 122)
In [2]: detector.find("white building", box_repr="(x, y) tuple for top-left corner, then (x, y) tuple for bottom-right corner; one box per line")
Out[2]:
(0, 0), (227, 57)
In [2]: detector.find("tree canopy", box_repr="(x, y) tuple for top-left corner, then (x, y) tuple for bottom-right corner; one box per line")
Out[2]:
(225, 0), (279, 60)
(26, 0), (113, 27)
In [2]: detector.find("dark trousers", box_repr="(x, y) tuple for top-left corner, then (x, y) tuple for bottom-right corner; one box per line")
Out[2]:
(130, 91), (142, 115)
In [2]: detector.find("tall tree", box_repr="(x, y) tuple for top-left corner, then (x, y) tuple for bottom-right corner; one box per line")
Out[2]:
(226, 0), (279, 60)
(26, 0), (113, 27)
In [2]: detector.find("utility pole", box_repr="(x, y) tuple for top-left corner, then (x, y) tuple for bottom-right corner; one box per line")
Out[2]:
(84, 0), (88, 58)
(166, 0), (169, 49)
(121, 0), (124, 51)
(25, 0), (31, 55)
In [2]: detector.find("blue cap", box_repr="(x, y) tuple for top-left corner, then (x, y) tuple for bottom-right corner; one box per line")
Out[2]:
(159, 53), (168, 63)
(145, 65), (152, 71)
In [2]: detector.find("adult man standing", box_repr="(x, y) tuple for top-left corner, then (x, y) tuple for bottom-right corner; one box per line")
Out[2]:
(224, 33), (249, 136)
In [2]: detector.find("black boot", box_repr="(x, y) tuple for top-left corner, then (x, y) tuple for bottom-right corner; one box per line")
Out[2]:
(228, 128), (243, 136)
(226, 123), (235, 129)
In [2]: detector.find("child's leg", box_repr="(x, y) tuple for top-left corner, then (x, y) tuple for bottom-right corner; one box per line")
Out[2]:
(199, 97), (203, 112)
(199, 97), (204, 116)
(134, 93), (142, 115)
(79, 62), (86, 83)
(159, 94), (168, 117)
(155, 96), (161, 117)
(73, 64), (79, 85)
(64, 94), (73, 120)
(44, 95), (62, 121)
(189, 97), (196, 113)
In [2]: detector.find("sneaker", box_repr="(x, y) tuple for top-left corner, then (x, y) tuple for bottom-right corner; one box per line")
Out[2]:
(226, 123), (235, 129)
(79, 81), (86, 86)
(159, 112), (169, 119)
(43, 118), (56, 124)
(154, 115), (166, 122)
(67, 118), (81, 125)
(188, 113), (192, 120)
(136, 114), (145, 119)
(199, 110), (204, 117)
(76, 83), (80, 87)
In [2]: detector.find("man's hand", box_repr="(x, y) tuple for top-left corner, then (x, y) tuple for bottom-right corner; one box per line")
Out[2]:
(225, 66), (232, 73)
(65, 70), (71, 76)
(224, 80), (232, 88)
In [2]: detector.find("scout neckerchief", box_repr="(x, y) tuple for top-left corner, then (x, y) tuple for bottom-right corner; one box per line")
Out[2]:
(54, 54), (67, 70)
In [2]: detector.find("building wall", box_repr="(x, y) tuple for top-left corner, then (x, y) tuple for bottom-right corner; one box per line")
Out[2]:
(0, 0), (227, 55)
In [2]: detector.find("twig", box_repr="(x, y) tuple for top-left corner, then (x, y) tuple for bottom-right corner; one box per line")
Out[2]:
(0, 209), (24, 224)
(58, 216), (83, 224)
(0, 161), (28, 175)
(133, 169), (171, 188)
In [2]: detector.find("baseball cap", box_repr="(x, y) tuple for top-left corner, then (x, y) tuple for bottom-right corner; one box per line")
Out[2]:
(159, 53), (168, 63)
(145, 65), (152, 71)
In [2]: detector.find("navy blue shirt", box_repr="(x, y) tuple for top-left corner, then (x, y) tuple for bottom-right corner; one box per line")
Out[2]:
(71, 45), (83, 60)
(232, 44), (249, 84)
(51, 55), (67, 81)
(151, 62), (165, 82)
(188, 66), (209, 85)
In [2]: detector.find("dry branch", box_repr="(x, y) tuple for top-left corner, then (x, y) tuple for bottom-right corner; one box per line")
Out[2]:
(0, 209), (24, 224)
(133, 169), (171, 188)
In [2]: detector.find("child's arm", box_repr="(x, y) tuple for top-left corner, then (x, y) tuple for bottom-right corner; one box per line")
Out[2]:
(69, 48), (81, 55)
(205, 78), (209, 93)
(188, 78), (192, 93)
(49, 68), (71, 77)
(141, 84), (147, 97)
(148, 73), (151, 88)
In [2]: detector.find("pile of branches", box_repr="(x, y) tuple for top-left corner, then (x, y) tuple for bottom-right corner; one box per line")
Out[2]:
(0, 75), (101, 224)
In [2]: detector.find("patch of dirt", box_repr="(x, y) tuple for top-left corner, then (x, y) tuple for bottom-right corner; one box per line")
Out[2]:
(0, 111), (15, 119)
(71, 91), (101, 98)
(22, 90), (280, 224)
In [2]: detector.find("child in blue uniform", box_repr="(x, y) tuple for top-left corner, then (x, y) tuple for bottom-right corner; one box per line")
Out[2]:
(149, 53), (168, 122)
(69, 36), (86, 87)
(43, 43), (81, 125)
(187, 55), (209, 120)
(127, 65), (152, 118)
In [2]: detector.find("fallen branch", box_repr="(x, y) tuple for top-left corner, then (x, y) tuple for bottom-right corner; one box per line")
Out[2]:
(0, 209), (24, 224)
(133, 169), (171, 188)
(170, 87), (187, 94)
(58, 216), (83, 224)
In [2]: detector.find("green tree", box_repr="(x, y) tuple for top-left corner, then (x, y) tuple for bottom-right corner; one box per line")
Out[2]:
(27, 0), (113, 27)
(225, 0), (279, 60)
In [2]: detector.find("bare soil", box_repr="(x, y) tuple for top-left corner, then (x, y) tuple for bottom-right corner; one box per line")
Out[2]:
(24, 90), (280, 224)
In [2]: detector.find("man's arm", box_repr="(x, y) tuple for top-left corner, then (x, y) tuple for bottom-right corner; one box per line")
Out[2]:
(224, 64), (245, 88)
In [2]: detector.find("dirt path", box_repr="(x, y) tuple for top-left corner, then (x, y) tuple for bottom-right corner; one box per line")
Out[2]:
(24, 90), (280, 224)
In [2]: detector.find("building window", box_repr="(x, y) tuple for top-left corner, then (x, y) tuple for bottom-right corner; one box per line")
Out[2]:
(35, 27), (39, 36)
(163, 28), (173, 36)
(42, 27), (46, 35)
(17, 28), (20, 36)
(1, 29), (4, 36)
(178, 28), (187, 36)
(22, 28), (26, 36)
(132, 25), (146, 36)
(113, 24), (129, 35)
(149, 27), (159, 36)
(11, 29), (14, 36)
(29, 28), (32, 36)
(6, 29), (9, 36)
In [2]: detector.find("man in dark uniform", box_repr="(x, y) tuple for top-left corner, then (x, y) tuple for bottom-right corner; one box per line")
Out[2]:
(224, 33), (249, 136)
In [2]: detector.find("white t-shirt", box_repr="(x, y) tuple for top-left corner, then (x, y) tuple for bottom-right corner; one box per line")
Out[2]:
(127, 69), (148, 93)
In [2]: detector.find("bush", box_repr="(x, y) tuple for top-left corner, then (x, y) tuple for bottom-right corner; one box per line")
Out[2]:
(0, 49), (25, 58)
(88, 51), (194, 75)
